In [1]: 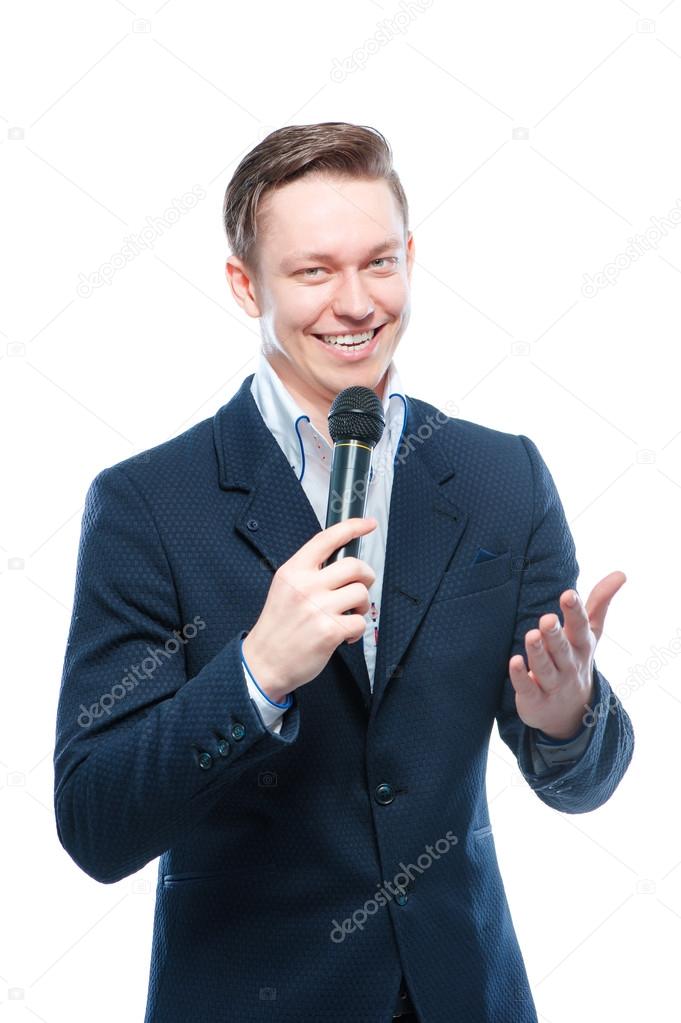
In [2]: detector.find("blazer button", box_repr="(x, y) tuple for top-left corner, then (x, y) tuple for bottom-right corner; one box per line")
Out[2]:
(374, 783), (394, 805)
(198, 751), (213, 770)
(231, 723), (245, 741)
(216, 739), (230, 757)
(246, 518), (259, 531)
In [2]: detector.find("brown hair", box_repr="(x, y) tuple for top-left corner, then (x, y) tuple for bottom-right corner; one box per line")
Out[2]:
(222, 122), (409, 275)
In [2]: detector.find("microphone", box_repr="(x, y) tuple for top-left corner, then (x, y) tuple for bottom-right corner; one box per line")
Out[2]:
(322, 385), (385, 575)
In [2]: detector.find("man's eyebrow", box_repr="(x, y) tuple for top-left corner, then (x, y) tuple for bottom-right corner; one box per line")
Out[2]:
(280, 235), (403, 267)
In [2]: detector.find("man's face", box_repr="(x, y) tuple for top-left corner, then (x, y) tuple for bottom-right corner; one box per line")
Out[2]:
(227, 173), (414, 407)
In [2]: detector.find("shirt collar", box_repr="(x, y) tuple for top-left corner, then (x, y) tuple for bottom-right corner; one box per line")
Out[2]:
(250, 347), (407, 481)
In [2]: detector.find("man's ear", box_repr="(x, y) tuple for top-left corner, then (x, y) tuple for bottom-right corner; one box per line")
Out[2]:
(225, 256), (262, 318)
(406, 231), (415, 281)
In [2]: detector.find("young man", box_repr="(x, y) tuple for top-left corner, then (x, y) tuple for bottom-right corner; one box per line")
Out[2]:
(54, 122), (634, 1023)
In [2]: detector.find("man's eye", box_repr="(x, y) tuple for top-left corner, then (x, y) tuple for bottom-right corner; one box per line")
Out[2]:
(298, 256), (398, 277)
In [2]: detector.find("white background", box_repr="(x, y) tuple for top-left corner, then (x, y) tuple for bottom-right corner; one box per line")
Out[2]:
(1, 0), (677, 1019)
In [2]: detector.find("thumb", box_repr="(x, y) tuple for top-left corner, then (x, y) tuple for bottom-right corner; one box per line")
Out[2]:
(585, 570), (626, 642)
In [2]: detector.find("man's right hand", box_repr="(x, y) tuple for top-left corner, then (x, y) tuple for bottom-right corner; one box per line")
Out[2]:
(241, 517), (378, 704)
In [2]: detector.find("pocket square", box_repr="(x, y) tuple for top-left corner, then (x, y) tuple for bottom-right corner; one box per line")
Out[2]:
(473, 546), (502, 565)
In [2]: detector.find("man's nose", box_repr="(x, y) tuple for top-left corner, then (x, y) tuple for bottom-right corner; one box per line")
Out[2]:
(331, 271), (375, 322)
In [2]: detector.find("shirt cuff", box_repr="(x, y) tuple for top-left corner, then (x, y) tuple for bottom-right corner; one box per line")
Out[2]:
(530, 719), (594, 772)
(535, 718), (588, 745)
(240, 637), (291, 735)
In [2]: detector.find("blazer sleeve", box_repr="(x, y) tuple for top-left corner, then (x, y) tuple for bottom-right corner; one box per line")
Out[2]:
(495, 435), (635, 813)
(53, 465), (300, 885)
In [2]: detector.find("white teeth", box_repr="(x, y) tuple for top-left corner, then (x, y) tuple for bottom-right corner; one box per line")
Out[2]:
(321, 329), (375, 346)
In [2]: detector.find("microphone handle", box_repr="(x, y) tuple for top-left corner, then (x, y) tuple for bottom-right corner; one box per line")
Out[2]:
(322, 440), (374, 576)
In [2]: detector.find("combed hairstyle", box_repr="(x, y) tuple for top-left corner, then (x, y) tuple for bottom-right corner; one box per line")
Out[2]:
(222, 122), (409, 276)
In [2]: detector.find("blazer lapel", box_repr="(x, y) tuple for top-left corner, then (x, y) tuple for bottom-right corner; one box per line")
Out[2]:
(214, 374), (374, 707)
(368, 399), (469, 720)
(213, 374), (469, 718)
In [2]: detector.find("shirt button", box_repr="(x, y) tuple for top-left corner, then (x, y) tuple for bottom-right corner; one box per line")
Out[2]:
(216, 739), (230, 757)
(198, 751), (213, 770)
(374, 782), (394, 805)
(395, 891), (408, 906)
(246, 518), (258, 531)
(231, 723), (246, 741)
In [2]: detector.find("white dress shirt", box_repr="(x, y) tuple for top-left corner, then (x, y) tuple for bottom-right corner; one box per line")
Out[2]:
(241, 347), (407, 734)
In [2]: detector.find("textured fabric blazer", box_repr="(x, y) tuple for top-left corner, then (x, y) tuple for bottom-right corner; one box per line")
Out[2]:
(53, 372), (635, 1023)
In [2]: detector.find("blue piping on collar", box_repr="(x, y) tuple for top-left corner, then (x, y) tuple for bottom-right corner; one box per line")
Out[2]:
(293, 392), (407, 483)
(293, 414), (310, 483)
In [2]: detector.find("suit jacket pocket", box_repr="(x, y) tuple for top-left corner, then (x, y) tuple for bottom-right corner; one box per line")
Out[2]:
(162, 862), (277, 889)
(163, 870), (237, 888)
(431, 549), (513, 603)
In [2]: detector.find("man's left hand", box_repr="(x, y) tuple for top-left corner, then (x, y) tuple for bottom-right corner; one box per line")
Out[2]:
(508, 571), (626, 740)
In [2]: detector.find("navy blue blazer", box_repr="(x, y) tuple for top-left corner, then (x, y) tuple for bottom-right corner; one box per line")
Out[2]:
(53, 372), (634, 1022)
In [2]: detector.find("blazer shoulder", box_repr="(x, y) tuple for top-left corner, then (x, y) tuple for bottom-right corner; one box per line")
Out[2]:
(406, 394), (529, 467)
(90, 414), (216, 499)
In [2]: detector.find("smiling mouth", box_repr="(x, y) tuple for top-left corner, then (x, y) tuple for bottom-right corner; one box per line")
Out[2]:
(312, 322), (387, 347)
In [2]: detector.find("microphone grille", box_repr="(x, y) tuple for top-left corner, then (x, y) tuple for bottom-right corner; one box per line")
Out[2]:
(328, 386), (385, 446)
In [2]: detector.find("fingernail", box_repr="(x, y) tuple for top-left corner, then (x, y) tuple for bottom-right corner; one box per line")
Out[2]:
(567, 591), (577, 607)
